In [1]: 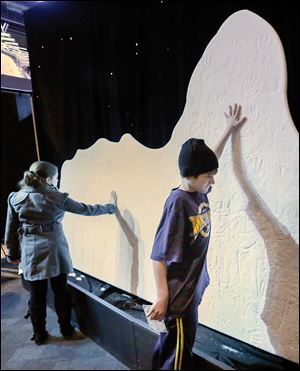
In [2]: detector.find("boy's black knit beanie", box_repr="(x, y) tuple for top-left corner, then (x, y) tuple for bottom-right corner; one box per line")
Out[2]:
(178, 138), (219, 177)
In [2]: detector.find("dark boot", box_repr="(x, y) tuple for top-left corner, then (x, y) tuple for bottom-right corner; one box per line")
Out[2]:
(30, 329), (49, 345)
(26, 277), (49, 345)
(50, 273), (75, 338)
(60, 324), (75, 338)
(56, 300), (75, 338)
(30, 307), (48, 345)
(30, 318), (49, 345)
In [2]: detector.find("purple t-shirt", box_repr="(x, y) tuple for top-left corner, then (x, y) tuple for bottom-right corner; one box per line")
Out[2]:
(151, 187), (211, 315)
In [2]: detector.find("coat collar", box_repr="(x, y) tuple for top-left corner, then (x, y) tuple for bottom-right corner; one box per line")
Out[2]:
(21, 184), (55, 193)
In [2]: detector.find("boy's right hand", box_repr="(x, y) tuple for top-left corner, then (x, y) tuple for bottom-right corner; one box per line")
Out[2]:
(147, 298), (168, 321)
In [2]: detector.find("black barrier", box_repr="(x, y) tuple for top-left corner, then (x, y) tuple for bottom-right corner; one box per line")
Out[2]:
(22, 269), (299, 370)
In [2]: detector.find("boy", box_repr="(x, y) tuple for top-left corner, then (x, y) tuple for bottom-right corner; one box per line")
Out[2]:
(148, 104), (246, 370)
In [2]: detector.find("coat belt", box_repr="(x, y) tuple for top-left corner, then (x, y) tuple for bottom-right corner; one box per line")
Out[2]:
(18, 223), (61, 235)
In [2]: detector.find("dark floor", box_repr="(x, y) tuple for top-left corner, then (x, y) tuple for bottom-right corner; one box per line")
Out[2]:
(1, 270), (130, 370)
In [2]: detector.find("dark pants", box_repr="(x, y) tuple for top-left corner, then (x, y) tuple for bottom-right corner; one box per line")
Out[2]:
(26, 273), (72, 333)
(152, 309), (198, 370)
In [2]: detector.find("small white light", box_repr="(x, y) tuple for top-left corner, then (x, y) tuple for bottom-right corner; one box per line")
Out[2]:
(110, 72), (114, 75)
(135, 42), (138, 46)
(136, 52), (138, 55)
(70, 36), (72, 40)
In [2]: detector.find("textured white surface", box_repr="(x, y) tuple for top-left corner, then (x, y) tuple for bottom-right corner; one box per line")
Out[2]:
(61, 10), (299, 362)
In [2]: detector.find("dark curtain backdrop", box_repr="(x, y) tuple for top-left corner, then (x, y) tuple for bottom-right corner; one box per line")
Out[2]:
(24, 0), (299, 169)
(1, 93), (37, 237)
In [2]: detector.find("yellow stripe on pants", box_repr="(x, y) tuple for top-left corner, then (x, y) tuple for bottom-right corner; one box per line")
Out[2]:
(179, 318), (184, 370)
(174, 318), (184, 370)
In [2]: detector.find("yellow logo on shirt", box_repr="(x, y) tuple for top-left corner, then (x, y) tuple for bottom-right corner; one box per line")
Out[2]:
(189, 202), (211, 238)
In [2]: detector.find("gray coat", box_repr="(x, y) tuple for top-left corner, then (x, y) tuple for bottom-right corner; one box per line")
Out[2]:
(4, 184), (116, 281)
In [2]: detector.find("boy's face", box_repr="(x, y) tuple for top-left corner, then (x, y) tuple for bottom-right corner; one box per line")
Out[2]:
(187, 169), (218, 193)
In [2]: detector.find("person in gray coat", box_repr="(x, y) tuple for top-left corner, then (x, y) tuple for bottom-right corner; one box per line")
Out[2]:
(5, 160), (117, 345)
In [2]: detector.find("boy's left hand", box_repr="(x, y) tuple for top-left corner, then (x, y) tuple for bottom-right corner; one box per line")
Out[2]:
(224, 103), (247, 131)
(147, 298), (168, 321)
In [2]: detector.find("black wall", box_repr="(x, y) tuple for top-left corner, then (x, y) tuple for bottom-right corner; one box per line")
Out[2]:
(1, 93), (37, 238)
